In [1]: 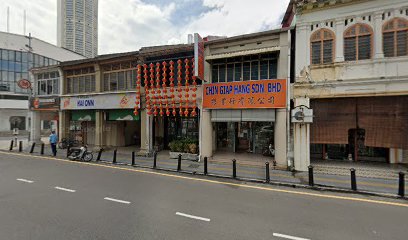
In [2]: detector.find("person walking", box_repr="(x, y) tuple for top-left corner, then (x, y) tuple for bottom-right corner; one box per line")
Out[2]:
(49, 131), (58, 157)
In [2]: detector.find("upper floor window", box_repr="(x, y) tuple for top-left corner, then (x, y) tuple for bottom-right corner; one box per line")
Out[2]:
(310, 29), (335, 64)
(344, 24), (373, 61)
(383, 18), (408, 57)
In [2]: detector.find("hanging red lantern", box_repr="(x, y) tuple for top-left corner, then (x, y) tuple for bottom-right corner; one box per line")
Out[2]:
(184, 108), (189, 117)
(172, 107), (177, 117)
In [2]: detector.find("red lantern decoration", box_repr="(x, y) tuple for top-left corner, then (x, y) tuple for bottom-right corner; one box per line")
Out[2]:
(172, 108), (177, 117)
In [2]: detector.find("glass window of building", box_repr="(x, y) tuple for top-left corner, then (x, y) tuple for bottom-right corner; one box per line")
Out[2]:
(36, 71), (60, 95)
(344, 24), (373, 61)
(65, 67), (95, 94)
(211, 53), (278, 83)
(383, 18), (408, 57)
(101, 61), (138, 92)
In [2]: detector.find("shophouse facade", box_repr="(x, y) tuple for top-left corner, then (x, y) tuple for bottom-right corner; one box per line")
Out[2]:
(292, 0), (408, 171)
(56, 44), (202, 154)
(200, 28), (292, 168)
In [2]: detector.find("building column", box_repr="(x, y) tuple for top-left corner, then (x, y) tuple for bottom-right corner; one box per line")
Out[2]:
(295, 24), (310, 76)
(95, 110), (105, 148)
(374, 11), (384, 59)
(335, 18), (345, 62)
(200, 109), (213, 159)
(29, 110), (41, 143)
(293, 97), (310, 171)
(58, 111), (70, 140)
(389, 148), (403, 164)
(140, 109), (148, 151)
(274, 109), (288, 168)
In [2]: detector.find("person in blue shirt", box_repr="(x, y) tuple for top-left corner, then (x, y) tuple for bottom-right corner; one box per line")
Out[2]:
(49, 131), (58, 157)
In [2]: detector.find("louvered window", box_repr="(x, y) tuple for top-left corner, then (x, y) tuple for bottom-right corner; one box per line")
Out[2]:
(310, 29), (334, 64)
(383, 18), (408, 57)
(344, 24), (373, 61)
(84, 75), (91, 92)
(118, 71), (125, 90)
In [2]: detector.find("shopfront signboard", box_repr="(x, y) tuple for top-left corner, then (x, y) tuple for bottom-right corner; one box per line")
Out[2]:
(61, 93), (140, 110)
(30, 97), (60, 110)
(203, 79), (286, 109)
(194, 33), (205, 81)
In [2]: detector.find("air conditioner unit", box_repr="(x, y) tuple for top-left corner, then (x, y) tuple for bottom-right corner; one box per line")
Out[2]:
(291, 106), (313, 123)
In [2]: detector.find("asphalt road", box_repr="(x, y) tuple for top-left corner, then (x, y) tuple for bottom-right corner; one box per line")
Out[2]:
(0, 152), (407, 240)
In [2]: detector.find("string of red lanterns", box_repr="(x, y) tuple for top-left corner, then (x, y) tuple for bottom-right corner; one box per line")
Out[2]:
(134, 58), (197, 118)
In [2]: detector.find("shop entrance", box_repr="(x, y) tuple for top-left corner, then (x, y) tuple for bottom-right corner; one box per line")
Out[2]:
(215, 122), (274, 154)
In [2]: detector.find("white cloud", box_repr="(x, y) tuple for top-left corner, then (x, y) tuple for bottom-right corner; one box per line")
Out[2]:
(0, 0), (290, 55)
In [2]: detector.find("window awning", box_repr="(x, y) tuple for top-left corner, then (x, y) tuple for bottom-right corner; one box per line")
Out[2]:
(206, 46), (280, 61)
(71, 110), (95, 121)
(108, 109), (139, 121)
(211, 109), (275, 122)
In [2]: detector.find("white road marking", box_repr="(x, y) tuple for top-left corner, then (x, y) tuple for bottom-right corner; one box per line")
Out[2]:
(104, 197), (131, 204)
(175, 212), (211, 222)
(273, 233), (310, 240)
(16, 178), (34, 183)
(55, 186), (76, 193)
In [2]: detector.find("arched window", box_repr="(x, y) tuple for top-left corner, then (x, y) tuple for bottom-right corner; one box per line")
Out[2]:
(310, 29), (335, 64)
(344, 24), (373, 61)
(383, 18), (408, 57)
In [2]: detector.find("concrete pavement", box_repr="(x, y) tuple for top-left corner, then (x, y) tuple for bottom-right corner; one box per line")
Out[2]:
(0, 151), (407, 239)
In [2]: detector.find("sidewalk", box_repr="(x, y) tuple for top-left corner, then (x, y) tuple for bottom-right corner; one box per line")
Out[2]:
(2, 142), (407, 197)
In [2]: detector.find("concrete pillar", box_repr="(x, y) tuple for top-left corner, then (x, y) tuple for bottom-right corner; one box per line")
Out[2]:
(389, 148), (403, 164)
(95, 110), (105, 148)
(374, 11), (384, 59)
(140, 109), (148, 151)
(293, 97), (310, 171)
(335, 18), (345, 62)
(58, 111), (70, 140)
(94, 64), (102, 92)
(200, 109), (213, 159)
(295, 24), (310, 76)
(29, 110), (41, 143)
(274, 109), (288, 167)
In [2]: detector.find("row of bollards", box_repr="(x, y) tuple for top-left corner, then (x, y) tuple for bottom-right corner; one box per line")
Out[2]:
(308, 165), (405, 197)
(9, 139), (407, 198)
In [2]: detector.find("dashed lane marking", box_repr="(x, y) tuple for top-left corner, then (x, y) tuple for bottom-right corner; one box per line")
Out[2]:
(273, 232), (310, 240)
(55, 186), (76, 193)
(176, 212), (210, 222)
(16, 178), (34, 183)
(104, 197), (131, 204)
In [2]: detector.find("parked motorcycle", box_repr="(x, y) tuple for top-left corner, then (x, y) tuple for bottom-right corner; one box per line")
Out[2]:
(262, 143), (275, 157)
(67, 145), (93, 162)
(58, 138), (80, 149)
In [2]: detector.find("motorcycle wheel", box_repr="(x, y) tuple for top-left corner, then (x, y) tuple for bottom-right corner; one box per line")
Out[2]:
(83, 152), (93, 162)
(58, 141), (66, 149)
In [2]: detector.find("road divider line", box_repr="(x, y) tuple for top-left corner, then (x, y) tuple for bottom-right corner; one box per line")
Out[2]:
(55, 186), (76, 193)
(2, 151), (408, 208)
(273, 233), (310, 240)
(104, 197), (131, 204)
(176, 212), (210, 222)
(16, 178), (34, 183)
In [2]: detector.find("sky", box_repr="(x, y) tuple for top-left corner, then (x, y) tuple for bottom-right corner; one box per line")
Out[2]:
(0, 0), (290, 55)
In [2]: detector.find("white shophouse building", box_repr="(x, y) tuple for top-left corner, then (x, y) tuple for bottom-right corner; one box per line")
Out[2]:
(291, 0), (408, 171)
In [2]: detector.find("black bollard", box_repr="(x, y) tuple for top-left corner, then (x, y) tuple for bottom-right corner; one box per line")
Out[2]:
(153, 151), (157, 169)
(265, 162), (270, 183)
(398, 172), (405, 197)
(18, 141), (23, 152)
(30, 142), (36, 153)
(66, 146), (71, 158)
(9, 140), (14, 151)
(131, 151), (135, 166)
(177, 154), (182, 171)
(232, 159), (237, 179)
(204, 157), (208, 175)
(308, 165), (314, 186)
(40, 143), (45, 155)
(113, 149), (117, 164)
(96, 148), (103, 161)
(350, 168), (357, 191)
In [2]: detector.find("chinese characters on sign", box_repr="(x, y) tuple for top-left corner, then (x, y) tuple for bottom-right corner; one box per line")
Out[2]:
(203, 79), (286, 109)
